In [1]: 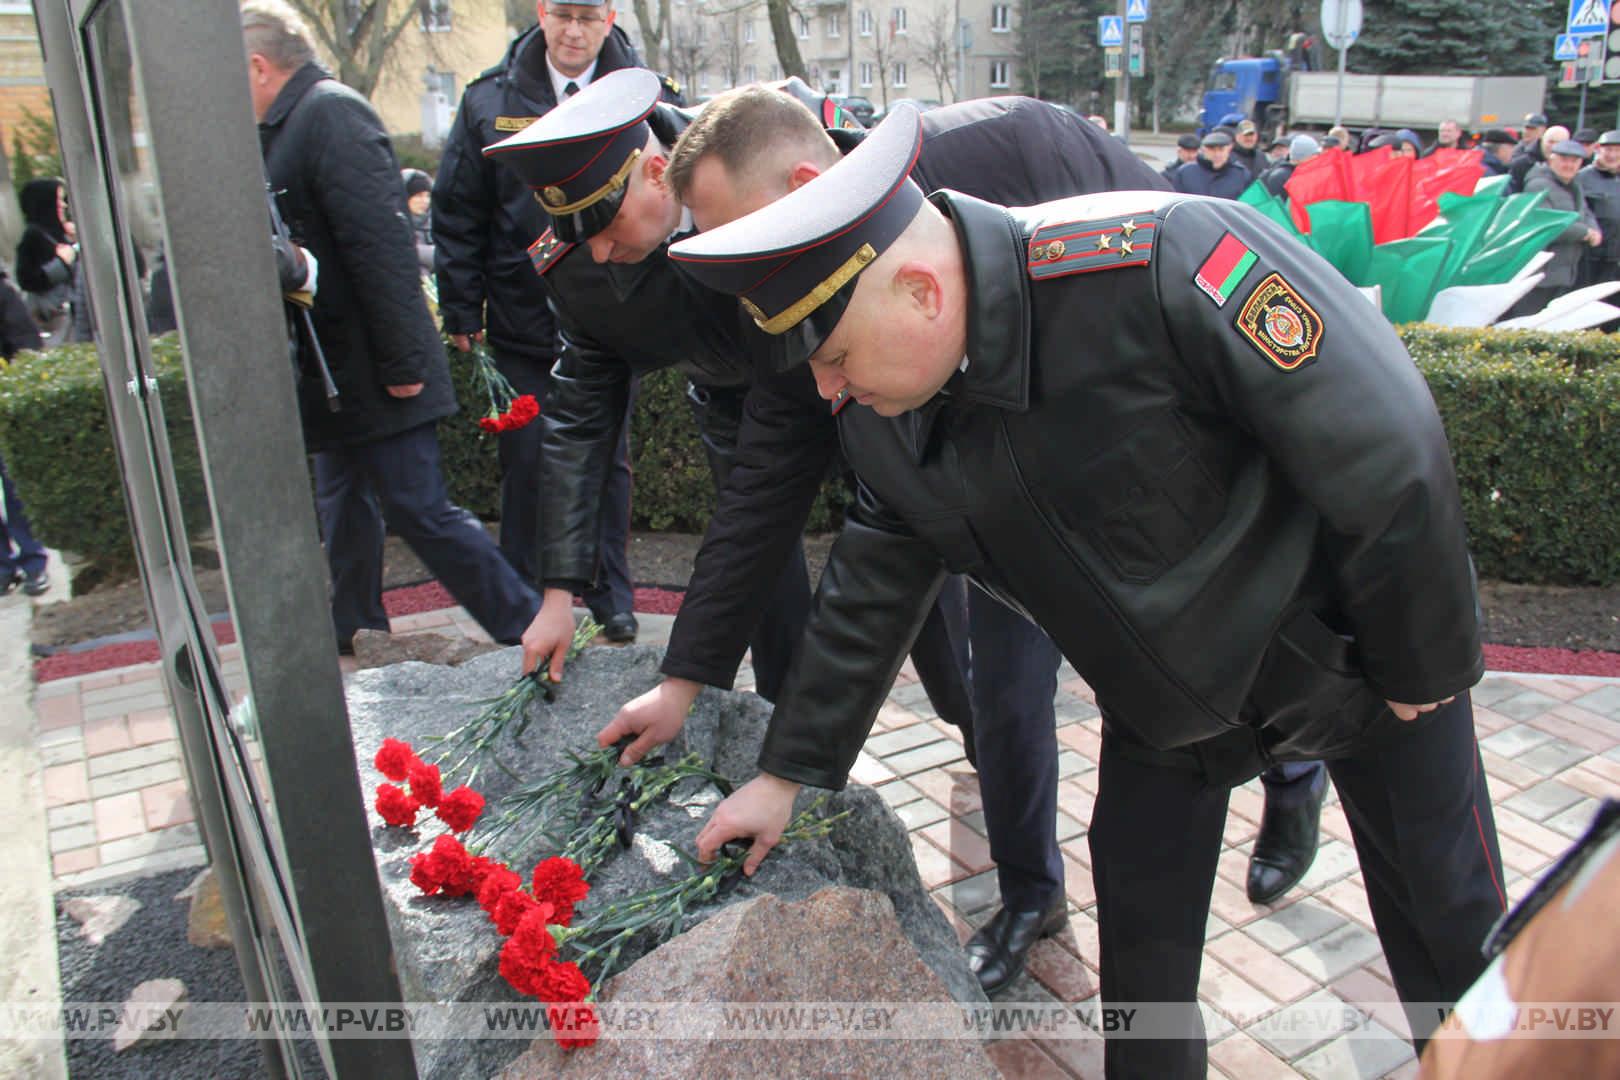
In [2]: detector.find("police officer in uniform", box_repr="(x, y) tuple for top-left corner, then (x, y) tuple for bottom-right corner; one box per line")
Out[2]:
(1579, 130), (1620, 286)
(675, 105), (1507, 1078)
(433, 0), (680, 641)
(489, 73), (1170, 994)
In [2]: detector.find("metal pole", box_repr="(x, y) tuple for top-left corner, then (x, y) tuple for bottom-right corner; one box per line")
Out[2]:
(1579, 79), (1589, 131)
(1332, 0), (1349, 129)
(1116, 0), (1130, 142)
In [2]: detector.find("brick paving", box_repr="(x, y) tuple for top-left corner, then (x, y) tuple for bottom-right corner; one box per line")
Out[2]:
(27, 604), (1620, 1078)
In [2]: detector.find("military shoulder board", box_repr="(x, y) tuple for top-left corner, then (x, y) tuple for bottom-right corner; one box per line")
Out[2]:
(528, 229), (574, 277)
(1026, 212), (1158, 281)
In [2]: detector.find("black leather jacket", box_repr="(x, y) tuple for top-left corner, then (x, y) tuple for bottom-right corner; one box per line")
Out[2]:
(432, 25), (679, 361)
(756, 190), (1484, 791)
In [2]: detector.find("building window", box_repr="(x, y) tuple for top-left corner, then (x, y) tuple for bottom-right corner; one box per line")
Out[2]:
(860, 61), (873, 87)
(696, 20), (706, 42)
(859, 8), (873, 36)
(827, 11), (841, 36)
(991, 3), (1010, 31)
(420, 0), (452, 32)
(990, 59), (1009, 87)
(892, 61), (906, 87)
(744, 19), (755, 42)
(797, 12), (810, 37)
(892, 6), (907, 34)
(745, 63), (757, 81)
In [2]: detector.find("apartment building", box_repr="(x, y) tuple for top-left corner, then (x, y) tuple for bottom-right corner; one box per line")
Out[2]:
(646, 0), (1020, 109)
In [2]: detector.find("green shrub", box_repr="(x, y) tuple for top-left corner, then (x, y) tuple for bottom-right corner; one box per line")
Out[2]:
(2, 327), (1612, 586)
(1402, 325), (1620, 586)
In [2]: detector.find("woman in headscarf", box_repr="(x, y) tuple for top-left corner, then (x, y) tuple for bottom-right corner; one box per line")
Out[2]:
(14, 178), (78, 346)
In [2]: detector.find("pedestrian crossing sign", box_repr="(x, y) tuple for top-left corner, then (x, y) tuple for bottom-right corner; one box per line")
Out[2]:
(1098, 14), (1123, 47)
(1568, 0), (1608, 36)
(1126, 0), (1149, 22)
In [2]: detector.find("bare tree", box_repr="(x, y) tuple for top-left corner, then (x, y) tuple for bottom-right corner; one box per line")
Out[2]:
(666, 11), (719, 95)
(912, 1), (956, 103)
(862, 12), (906, 109)
(628, 0), (675, 69)
(713, 8), (748, 87)
(764, 0), (807, 80)
(288, 0), (431, 100)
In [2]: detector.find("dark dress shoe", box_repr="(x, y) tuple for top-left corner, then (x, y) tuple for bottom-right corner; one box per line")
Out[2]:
(1246, 780), (1328, 904)
(22, 569), (50, 596)
(602, 613), (638, 643)
(964, 896), (1069, 996)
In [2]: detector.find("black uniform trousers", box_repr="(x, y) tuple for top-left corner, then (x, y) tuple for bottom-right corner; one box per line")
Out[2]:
(1260, 759), (1327, 806)
(1089, 693), (1505, 1079)
(313, 421), (540, 646)
(964, 589), (1066, 912)
(496, 347), (634, 622)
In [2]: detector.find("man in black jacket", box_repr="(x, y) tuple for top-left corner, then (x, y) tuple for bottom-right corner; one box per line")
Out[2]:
(243, 1), (537, 650)
(675, 105), (1506, 1078)
(433, 0), (678, 642)
(497, 76), (1167, 995)
(1172, 130), (1250, 198)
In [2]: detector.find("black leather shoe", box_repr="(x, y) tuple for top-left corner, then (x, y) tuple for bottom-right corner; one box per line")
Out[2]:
(964, 897), (1069, 996)
(1246, 779), (1328, 904)
(602, 612), (638, 644)
(21, 569), (49, 596)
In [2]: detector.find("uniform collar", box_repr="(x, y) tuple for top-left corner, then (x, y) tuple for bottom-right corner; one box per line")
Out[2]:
(896, 191), (1029, 462)
(547, 57), (599, 100)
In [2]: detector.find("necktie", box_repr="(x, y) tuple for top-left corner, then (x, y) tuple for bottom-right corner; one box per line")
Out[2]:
(564, 81), (580, 98)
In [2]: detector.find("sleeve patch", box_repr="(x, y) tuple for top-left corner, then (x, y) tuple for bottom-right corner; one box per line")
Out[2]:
(1026, 213), (1157, 280)
(1233, 272), (1324, 372)
(527, 229), (575, 276)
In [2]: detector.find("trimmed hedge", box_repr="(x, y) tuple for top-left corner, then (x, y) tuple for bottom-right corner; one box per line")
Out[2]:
(0, 328), (1616, 585)
(0, 338), (848, 578)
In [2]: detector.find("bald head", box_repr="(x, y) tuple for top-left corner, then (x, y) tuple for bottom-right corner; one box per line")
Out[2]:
(668, 85), (843, 231)
(1543, 125), (1571, 153)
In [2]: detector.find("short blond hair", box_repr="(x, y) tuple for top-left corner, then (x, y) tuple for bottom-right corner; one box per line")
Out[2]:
(668, 85), (839, 203)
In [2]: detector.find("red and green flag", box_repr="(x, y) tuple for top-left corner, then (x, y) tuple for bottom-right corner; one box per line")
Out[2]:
(1194, 233), (1258, 308)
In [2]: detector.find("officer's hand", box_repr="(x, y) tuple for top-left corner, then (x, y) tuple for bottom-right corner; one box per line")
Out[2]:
(520, 588), (579, 681)
(450, 332), (483, 352)
(1588, 228), (1604, 247)
(1386, 696), (1455, 722)
(597, 677), (702, 765)
(695, 772), (801, 876)
(386, 383), (424, 398)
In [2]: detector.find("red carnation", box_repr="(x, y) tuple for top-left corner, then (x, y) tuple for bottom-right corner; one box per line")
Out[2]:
(536, 959), (591, 1003)
(492, 889), (551, 936)
(477, 865), (523, 919)
(531, 857), (590, 925)
(406, 761), (443, 808)
(373, 738), (417, 781)
(506, 394), (539, 427)
(409, 851), (442, 895)
(498, 936), (545, 997)
(511, 906), (561, 961)
(478, 414), (504, 434)
(547, 1002), (600, 1049)
(425, 834), (479, 895)
(435, 785), (485, 832)
(374, 783), (420, 828)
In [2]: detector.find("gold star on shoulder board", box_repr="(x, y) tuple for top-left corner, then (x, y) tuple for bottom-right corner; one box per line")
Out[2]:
(1095, 232), (1112, 252)
(1119, 239), (1135, 257)
(1119, 218), (1138, 239)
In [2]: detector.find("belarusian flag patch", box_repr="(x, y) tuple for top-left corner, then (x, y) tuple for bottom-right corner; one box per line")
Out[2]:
(1194, 232), (1258, 307)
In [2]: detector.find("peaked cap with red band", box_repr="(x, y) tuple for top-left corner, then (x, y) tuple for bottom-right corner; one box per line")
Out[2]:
(669, 103), (925, 372)
(483, 68), (661, 244)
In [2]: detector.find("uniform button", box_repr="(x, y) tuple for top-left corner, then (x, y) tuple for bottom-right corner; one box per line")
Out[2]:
(1031, 243), (1047, 260)
(1047, 239), (1066, 259)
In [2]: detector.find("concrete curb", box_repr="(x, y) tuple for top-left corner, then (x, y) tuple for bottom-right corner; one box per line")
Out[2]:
(0, 589), (69, 1080)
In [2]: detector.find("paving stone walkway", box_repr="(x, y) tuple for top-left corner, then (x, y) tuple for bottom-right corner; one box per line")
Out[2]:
(29, 604), (1620, 1079)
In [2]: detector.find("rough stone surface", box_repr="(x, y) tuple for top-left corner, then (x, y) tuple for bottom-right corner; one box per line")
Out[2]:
(500, 886), (999, 1079)
(62, 895), (141, 946)
(346, 644), (983, 1080)
(352, 629), (501, 670)
(111, 978), (186, 1052)
(179, 868), (232, 949)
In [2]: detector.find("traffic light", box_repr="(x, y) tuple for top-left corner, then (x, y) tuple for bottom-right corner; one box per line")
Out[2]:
(1608, 2), (1620, 81)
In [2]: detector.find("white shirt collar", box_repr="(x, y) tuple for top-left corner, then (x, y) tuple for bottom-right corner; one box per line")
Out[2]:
(547, 58), (599, 101)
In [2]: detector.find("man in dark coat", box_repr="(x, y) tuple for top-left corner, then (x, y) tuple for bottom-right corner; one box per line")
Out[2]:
(433, 1), (679, 641)
(1579, 130), (1620, 286)
(1172, 130), (1250, 198)
(674, 105), (1506, 1079)
(501, 76), (1171, 995)
(1230, 118), (1263, 175)
(1510, 122), (1567, 194)
(1162, 133), (1199, 184)
(1514, 139), (1602, 315)
(243, 0), (538, 650)
(1480, 128), (1517, 177)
